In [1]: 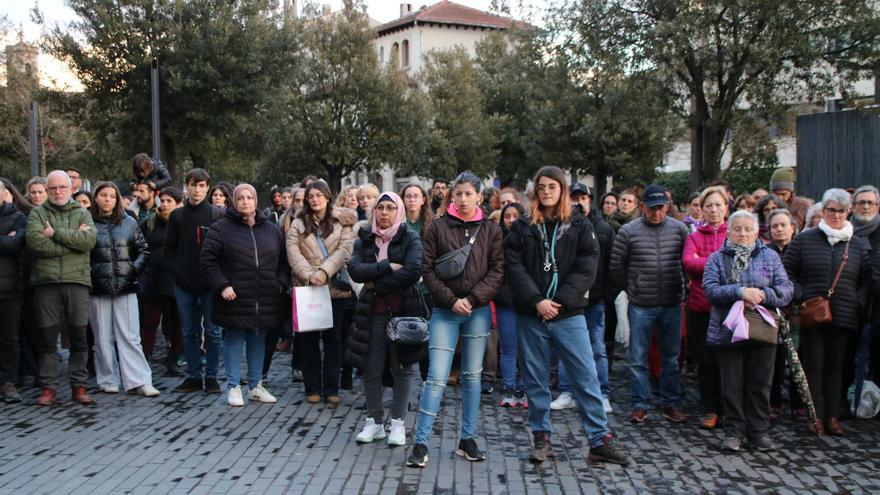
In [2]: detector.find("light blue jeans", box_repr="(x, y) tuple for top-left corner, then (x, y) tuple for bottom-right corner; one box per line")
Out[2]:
(414, 306), (491, 445)
(224, 328), (266, 390)
(628, 303), (682, 411)
(558, 303), (608, 397)
(518, 314), (609, 447)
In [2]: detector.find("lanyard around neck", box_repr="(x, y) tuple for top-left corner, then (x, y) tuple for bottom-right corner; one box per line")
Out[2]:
(541, 222), (559, 300)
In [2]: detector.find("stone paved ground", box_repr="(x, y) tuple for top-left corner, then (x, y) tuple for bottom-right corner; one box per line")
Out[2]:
(1, 346), (879, 495)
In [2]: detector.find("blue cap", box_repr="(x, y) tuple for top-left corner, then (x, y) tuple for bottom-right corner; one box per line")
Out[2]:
(642, 184), (668, 208)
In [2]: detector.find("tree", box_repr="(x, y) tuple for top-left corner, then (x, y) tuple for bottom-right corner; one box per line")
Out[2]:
(262, 1), (427, 192)
(43, 0), (299, 182)
(562, 0), (880, 191)
(418, 47), (500, 180)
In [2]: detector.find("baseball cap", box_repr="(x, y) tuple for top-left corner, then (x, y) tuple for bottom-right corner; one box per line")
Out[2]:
(569, 182), (590, 197)
(642, 184), (668, 208)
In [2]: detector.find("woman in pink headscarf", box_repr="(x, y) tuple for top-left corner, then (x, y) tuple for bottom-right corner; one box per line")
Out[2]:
(346, 192), (427, 447)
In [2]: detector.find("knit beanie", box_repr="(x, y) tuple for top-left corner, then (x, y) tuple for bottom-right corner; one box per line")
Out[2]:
(769, 167), (795, 192)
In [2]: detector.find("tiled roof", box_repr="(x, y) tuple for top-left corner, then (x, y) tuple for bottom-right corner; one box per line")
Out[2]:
(376, 1), (528, 35)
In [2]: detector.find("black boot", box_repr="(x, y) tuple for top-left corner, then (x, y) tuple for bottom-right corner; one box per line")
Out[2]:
(166, 354), (183, 377)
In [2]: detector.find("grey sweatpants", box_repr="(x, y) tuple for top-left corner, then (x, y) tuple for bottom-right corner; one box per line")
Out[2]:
(90, 293), (153, 391)
(363, 313), (415, 422)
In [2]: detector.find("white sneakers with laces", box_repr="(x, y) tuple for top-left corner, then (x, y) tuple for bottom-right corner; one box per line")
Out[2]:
(248, 382), (277, 403)
(356, 418), (386, 443)
(550, 392), (576, 410)
(228, 385), (244, 406)
(387, 418), (406, 446)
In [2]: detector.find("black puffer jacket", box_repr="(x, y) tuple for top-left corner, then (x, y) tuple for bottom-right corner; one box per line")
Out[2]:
(0, 202), (27, 299)
(421, 213), (504, 309)
(138, 213), (174, 299)
(90, 215), (150, 296)
(609, 216), (689, 307)
(782, 227), (871, 331)
(345, 225), (426, 370)
(504, 212), (599, 321)
(586, 207), (615, 304)
(200, 208), (290, 330)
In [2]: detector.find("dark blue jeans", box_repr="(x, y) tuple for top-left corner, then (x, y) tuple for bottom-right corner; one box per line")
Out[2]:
(224, 328), (266, 390)
(628, 303), (682, 411)
(174, 286), (222, 379)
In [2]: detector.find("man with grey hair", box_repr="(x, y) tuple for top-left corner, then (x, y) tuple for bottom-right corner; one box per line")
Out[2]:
(0, 181), (27, 402)
(26, 170), (97, 406)
(852, 185), (880, 251)
(851, 185), (880, 384)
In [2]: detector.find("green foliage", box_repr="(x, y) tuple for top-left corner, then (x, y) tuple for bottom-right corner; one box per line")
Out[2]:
(417, 47), (500, 180)
(561, 0), (880, 185)
(43, 0), (298, 183)
(261, 0), (428, 193)
(655, 170), (691, 205)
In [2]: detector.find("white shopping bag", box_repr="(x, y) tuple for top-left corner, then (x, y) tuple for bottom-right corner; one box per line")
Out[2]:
(292, 285), (333, 332)
(615, 291), (630, 346)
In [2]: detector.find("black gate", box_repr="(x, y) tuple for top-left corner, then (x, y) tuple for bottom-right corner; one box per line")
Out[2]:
(796, 108), (880, 200)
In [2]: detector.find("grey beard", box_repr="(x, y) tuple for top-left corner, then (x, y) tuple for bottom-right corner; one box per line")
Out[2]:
(853, 213), (878, 223)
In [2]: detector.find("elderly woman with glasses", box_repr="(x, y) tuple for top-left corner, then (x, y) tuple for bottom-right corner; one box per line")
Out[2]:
(702, 210), (793, 452)
(782, 189), (871, 436)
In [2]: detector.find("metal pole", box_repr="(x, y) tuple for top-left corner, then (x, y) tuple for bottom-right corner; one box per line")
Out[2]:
(151, 58), (161, 160)
(28, 101), (39, 178)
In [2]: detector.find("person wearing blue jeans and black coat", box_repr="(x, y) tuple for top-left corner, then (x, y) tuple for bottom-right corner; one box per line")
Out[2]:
(504, 166), (631, 466)
(406, 172), (504, 468)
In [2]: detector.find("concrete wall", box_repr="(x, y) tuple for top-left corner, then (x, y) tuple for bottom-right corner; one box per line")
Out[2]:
(373, 23), (495, 75)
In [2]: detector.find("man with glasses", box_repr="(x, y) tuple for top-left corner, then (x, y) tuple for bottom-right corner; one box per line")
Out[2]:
(26, 170), (97, 406)
(851, 185), (880, 385)
(610, 184), (689, 424)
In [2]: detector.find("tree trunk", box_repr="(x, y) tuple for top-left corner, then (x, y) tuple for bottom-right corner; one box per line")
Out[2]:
(326, 166), (342, 195)
(701, 121), (725, 183)
(690, 101), (725, 190)
(594, 166), (608, 197)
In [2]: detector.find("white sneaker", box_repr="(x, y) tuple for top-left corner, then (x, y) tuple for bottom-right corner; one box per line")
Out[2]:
(137, 385), (160, 397)
(101, 385), (119, 394)
(550, 392), (575, 410)
(355, 418), (386, 443)
(248, 382), (277, 403)
(603, 397), (613, 414)
(388, 418), (406, 446)
(227, 385), (244, 407)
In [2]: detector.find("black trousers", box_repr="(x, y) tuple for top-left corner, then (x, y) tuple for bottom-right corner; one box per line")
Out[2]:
(801, 325), (849, 419)
(299, 298), (347, 396)
(716, 344), (776, 439)
(0, 298), (23, 384)
(689, 310), (722, 413)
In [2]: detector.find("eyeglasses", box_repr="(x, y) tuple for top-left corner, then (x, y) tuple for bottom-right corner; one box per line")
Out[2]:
(824, 207), (847, 216)
(374, 205), (398, 212)
(535, 184), (559, 192)
(856, 200), (878, 207)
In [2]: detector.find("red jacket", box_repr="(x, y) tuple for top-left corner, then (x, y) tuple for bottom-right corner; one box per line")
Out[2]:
(682, 222), (727, 313)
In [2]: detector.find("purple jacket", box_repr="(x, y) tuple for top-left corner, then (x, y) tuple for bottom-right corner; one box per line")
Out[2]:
(702, 240), (794, 346)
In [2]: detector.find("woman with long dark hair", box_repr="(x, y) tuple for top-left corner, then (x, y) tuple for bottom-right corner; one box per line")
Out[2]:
(287, 181), (357, 406)
(400, 184), (435, 237)
(406, 172), (504, 468)
(495, 202), (527, 408)
(504, 166), (631, 465)
(88, 181), (158, 397)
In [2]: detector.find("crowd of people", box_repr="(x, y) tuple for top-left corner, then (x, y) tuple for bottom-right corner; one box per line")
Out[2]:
(1, 159), (879, 469)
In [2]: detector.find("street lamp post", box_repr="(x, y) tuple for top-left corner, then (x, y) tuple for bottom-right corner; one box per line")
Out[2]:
(151, 58), (161, 161)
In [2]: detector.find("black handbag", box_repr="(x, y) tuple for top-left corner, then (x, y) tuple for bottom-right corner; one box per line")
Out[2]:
(434, 223), (482, 281)
(385, 286), (430, 344)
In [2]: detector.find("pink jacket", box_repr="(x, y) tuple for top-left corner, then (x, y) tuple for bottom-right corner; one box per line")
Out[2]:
(682, 222), (727, 313)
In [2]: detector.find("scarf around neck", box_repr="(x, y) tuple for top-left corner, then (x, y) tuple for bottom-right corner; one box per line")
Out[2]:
(818, 219), (853, 246)
(729, 241), (755, 283)
(373, 192), (404, 262)
(852, 214), (880, 238)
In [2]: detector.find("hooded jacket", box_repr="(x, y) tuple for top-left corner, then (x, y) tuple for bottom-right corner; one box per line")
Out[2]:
(421, 211), (504, 310)
(702, 240), (794, 346)
(609, 216), (689, 307)
(683, 222), (728, 313)
(504, 212), (599, 321)
(200, 208), (291, 330)
(90, 214), (150, 296)
(0, 202), (27, 299)
(26, 199), (97, 288)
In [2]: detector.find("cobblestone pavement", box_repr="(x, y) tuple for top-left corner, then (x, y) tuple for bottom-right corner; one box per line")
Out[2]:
(1, 348), (879, 495)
